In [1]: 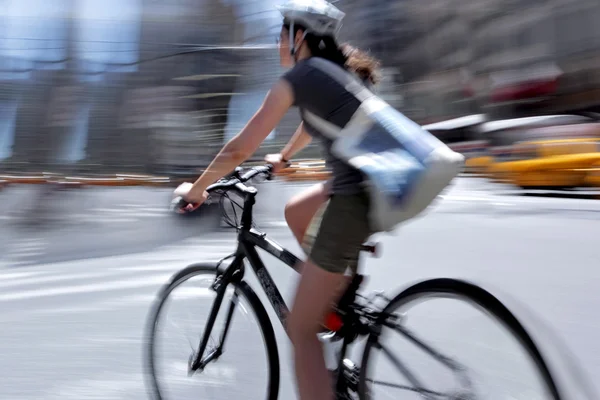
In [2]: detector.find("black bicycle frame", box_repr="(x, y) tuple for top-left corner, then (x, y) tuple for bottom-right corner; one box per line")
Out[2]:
(190, 180), (469, 398)
(192, 187), (302, 369)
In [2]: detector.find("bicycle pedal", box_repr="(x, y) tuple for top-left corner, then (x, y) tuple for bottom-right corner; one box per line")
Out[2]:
(341, 359), (360, 390)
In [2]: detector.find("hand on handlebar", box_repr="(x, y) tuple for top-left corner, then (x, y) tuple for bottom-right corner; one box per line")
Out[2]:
(264, 153), (289, 174)
(171, 164), (274, 214)
(172, 182), (209, 214)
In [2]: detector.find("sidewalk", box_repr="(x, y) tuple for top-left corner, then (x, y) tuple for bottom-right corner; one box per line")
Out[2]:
(0, 159), (331, 187)
(0, 173), (172, 187)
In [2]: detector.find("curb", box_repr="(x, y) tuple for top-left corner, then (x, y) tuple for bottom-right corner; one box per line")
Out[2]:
(0, 163), (331, 187)
(0, 175), (48, 184)
(3, 166), (596, 189)
(0, 174), (174, 187)
(0, 173), (332, 186)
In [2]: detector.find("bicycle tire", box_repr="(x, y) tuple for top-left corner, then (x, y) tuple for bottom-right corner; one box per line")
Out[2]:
(357, 278), (562, 400)
(145, 263), (280, 400)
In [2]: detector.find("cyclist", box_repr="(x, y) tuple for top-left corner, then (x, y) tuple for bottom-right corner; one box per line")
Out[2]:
(175, 1), (381, 399)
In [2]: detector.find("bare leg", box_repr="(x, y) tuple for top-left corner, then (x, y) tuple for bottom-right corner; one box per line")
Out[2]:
(284, 181), (330, 243)
(284, 181), (330, 272)
(288, 260), (350, 400)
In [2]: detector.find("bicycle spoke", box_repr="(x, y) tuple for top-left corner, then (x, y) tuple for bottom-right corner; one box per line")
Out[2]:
(165, 316), (196, 352)
(377, 342), (438, 399)
(148, 265), (278, 400)
(383, 318), (466, 372)
(365, 379), (452, 398)
(360, 281), (564, 400)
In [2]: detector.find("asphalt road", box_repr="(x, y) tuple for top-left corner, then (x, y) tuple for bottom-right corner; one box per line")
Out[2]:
(2, 177), (599, 267)
(1, 178), (599, 399)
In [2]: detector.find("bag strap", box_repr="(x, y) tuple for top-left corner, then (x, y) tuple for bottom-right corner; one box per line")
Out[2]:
(302, 109), (342, 139)
(300, 58), (378, 139)
(306, 57), (374, 103)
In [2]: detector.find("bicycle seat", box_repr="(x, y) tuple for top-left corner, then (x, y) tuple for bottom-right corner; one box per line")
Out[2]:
(360, 242), (381, 257)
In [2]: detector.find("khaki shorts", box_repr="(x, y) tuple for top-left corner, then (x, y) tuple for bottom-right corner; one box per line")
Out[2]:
(302, 191), (373, 274)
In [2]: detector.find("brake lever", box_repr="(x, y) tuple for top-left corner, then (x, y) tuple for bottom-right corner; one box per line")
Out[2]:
(264, 163), (286, 181)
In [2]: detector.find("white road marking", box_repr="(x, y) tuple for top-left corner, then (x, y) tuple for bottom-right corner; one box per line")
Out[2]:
(440, 194), (494, 202)
(47, 372), (145, 400)
(0, 274), (171, 302)
(0, 267), (171, 290)
(0, 236), (236, 310)
(0, 271), (44, 281)
(3, 238), (48, 261)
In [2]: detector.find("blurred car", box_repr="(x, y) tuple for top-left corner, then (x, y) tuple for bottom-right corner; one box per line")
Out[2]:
(487, 138), (600, 189)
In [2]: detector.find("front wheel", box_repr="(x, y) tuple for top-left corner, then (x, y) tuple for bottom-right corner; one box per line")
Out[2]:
(358, 278), (562, 400)
(145, 263), (280, 400)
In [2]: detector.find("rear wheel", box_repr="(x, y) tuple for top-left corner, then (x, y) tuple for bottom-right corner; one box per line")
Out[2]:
(146, 263), (280, 400)
(358, 278), (561, 399)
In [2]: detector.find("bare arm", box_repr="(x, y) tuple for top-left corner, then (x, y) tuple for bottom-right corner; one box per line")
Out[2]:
(280, 122), (312, 162)
(187, 79), (294, 198)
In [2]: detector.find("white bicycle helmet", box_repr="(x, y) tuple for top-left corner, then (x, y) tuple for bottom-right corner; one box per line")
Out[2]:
(277, 0), (345, 37)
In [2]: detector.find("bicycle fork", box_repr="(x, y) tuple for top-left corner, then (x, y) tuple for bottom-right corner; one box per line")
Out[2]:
(189, 277), (240, 374)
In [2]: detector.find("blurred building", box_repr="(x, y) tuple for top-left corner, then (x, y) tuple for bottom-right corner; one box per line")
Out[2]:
(392, 0), (600, 124)
(2, 0), (600, 175)
(1, 1), (76, 172)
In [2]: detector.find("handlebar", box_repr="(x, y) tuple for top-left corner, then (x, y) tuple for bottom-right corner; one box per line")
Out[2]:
(210, 164), (273, 193)
(171, 164), (274, 213)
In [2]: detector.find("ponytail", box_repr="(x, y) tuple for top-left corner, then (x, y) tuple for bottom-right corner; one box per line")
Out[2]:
(340, 43), (381, 86)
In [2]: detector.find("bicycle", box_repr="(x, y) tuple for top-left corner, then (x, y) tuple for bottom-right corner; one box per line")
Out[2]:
(145, 164), (562, 400)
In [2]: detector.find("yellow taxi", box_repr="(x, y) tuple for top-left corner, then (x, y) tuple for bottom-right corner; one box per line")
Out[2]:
(487, 138), (600, 188)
